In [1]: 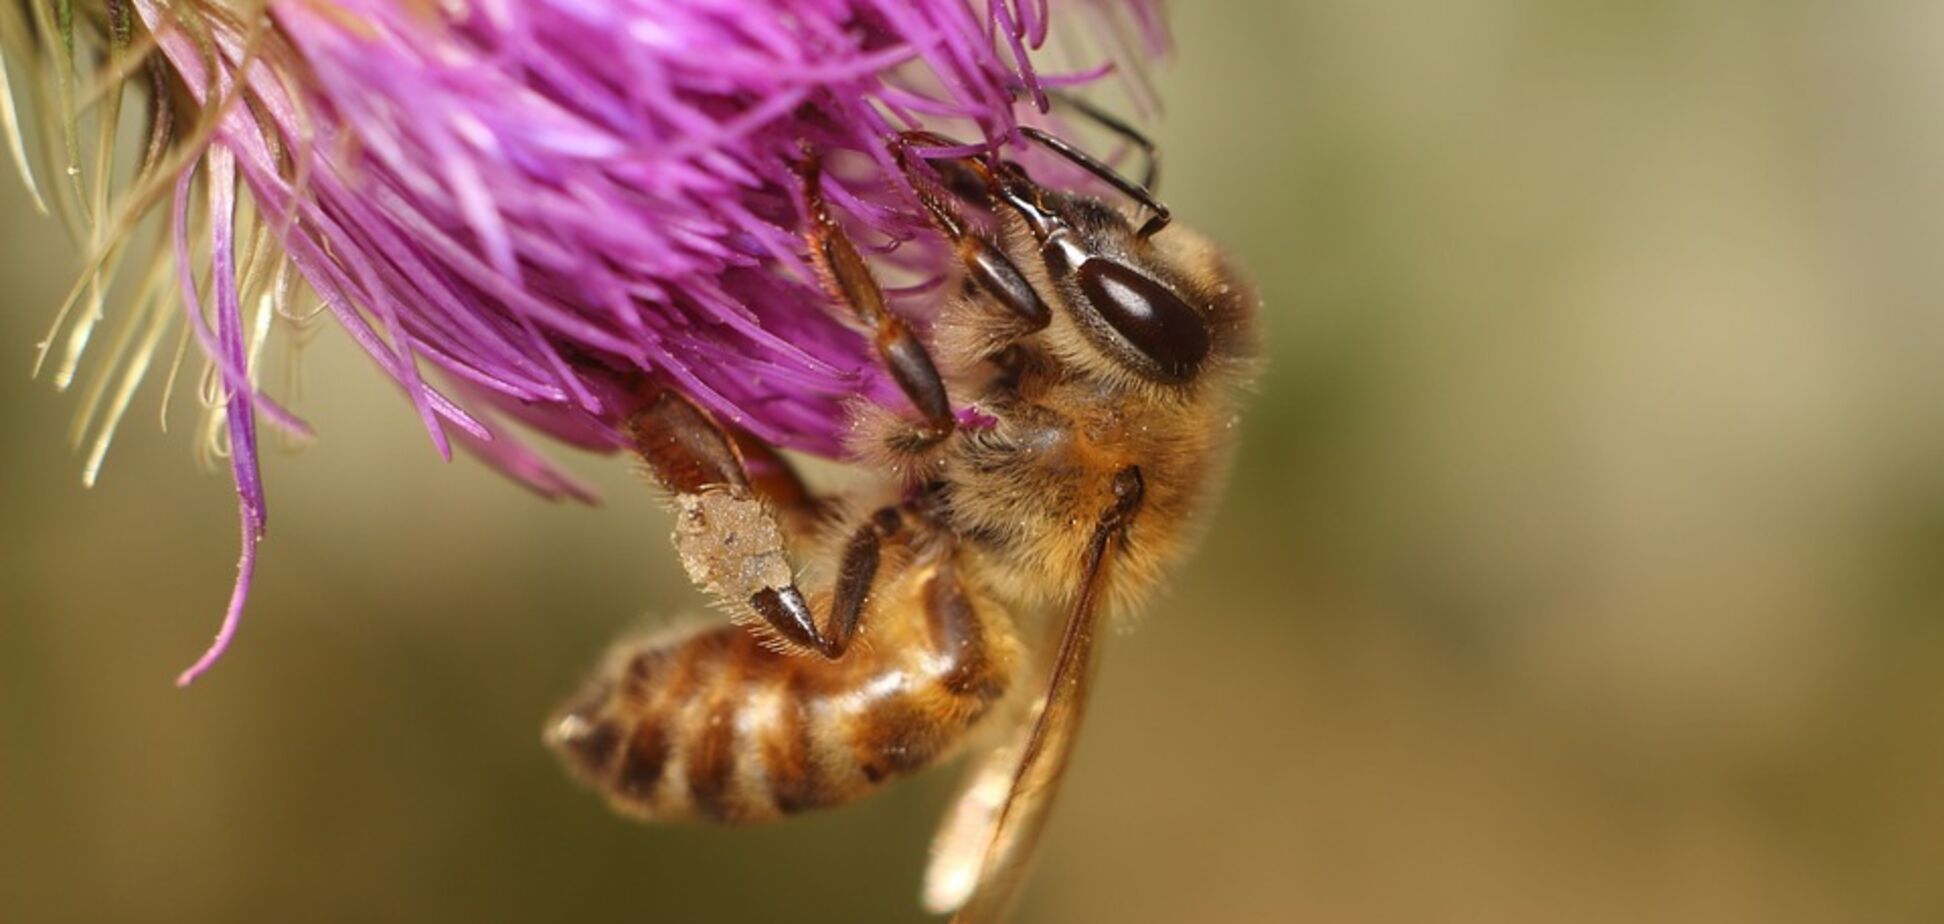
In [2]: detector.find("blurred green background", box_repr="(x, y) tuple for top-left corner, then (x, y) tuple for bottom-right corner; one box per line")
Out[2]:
(7, 2), (1944, 922)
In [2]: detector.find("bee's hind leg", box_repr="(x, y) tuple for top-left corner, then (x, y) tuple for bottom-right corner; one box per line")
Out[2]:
(628, 385), (913, 661)
(627, 385), (826, 529)
(626, 387), (828, 650)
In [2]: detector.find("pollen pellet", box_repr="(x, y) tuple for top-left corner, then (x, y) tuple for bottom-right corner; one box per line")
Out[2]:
(671, 490), (794, 601)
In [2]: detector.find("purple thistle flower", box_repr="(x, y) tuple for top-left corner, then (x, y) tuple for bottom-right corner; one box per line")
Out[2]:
(9, 0), (1167, 683)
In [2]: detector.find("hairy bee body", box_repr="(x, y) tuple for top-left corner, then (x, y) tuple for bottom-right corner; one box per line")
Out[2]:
(926, 216), (1251, 615)
(551, 204), (1249, 820)
(552, 557), (1020, 823)
(546, 125), (1256, 918)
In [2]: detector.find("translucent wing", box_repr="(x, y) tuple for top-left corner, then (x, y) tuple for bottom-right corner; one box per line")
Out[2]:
(924, 708), (1036, 915)
(924, 469), (1142, 923)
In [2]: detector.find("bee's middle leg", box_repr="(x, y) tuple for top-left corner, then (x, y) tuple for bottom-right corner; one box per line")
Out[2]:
(752, 504), (918, 659)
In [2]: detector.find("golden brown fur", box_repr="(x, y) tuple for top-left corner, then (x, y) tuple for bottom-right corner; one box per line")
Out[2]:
(889, 209), (1257, 619)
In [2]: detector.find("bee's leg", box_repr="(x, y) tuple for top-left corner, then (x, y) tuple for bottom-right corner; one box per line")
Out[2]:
(890, 132), (1051, 335)
(751, 503), (917, 659)
(627, 387), (838, 654)
(796, 155), (957, 447)
(722, 427), (826, 537)
(628, 386), (819, 525)
(630, 385), (926, 660)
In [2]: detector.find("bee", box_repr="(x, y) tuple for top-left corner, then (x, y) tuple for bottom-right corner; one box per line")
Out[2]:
(546, 110), (1257, 921)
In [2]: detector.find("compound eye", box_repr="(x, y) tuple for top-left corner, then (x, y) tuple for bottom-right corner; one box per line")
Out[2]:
(1075, 259), (1211, 382)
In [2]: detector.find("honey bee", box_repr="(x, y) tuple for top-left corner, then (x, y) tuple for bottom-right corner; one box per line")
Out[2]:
(546, 112), (1257, 921)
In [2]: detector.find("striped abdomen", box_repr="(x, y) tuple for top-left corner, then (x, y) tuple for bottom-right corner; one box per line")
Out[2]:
(547, 560), (1019, 823)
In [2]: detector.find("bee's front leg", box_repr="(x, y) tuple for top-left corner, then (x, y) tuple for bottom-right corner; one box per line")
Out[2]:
(795, 152), (958, 448)
(889, 130), (1052, 339)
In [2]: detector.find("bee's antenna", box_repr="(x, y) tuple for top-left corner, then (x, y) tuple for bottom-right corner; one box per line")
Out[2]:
(1017, 126), (1171, 239)
(1044, 90), (1160, 192)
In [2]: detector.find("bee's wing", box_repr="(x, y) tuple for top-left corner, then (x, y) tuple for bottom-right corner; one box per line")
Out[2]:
(924, 474), (1139, 922)
(923, 707), (1037, 915)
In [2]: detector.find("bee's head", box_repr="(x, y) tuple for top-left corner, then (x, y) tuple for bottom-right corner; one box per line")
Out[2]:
(989, 163), (1255, 389)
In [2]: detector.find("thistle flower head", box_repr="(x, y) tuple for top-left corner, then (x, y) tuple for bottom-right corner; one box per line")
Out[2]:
(6, 0), (1167, 683)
